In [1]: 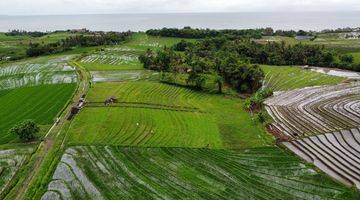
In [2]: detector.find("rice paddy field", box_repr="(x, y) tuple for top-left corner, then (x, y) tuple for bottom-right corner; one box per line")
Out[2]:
(90, 70), (159, 82)
(0, 56), (77, 144)
(1, 30), (360, 199)
(262, 65), (345, 91)
(0, 56), (77, 90)
(41, 146), (359, 200)
(79, 33), (195, 71)
(0, 145), (34, 195)
(68, 81), (273, 149)
(0, 84), (76, 144)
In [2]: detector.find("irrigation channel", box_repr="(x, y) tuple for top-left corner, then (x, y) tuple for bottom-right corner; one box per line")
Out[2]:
(14, 61), (90, 200)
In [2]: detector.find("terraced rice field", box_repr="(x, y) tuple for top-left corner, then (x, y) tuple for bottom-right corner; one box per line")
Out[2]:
(284, 128), (360, 190)
(68, 81), (273, 148)
(80, 52), (142, 71)
(262, 65), (345, 91)
(0, 146), (34, 194)
(0, 84), (76, 144)
(0, 56), (77, 90)
(68, 107), (222, 148)
(265, 82), (360, 138)
(79, 33), (195, 71)
(90, 70), (158, 82)
(41, 146), (358, 200)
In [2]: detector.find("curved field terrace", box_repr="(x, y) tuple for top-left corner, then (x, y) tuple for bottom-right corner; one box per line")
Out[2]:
(265, 82), (360, 138)
(283, 128), (360, 189)
(42, 146), (357, 200)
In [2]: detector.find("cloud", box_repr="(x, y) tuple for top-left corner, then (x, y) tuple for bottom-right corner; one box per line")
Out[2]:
(0, 0), (359, 15)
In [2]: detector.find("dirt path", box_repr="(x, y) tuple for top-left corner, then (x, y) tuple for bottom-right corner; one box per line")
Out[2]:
(13, 61), (90, 200)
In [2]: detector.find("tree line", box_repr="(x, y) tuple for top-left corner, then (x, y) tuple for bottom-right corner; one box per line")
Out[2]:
(177, 37), (357, 71)
(26, 31), (132, 57)
(146, 27), (313, 39)
(5, 30), (48, 37)
(146, 27), (264, 39)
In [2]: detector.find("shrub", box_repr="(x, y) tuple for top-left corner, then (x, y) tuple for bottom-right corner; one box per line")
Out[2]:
(9, 120), (39, 142)
(246, 87), (273, 111)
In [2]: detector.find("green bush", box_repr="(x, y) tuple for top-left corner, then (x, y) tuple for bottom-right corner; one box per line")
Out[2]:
(9, 120), (39, 142)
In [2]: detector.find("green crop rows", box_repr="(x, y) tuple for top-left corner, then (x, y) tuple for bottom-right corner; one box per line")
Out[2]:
(0, 84), (76, 144)
(262, 65), (345, 91)
(42, 146), (359, 199)
(68, 81), (273, 149)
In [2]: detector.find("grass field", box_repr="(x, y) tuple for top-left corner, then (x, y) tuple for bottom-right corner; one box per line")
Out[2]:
(67, 81), (273, 149)
(0, 84), (76, 144)
(42, 146), (359, 200)
(262, 65), (345, 91)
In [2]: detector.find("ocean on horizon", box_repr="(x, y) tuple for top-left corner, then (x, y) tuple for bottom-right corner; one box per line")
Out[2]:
(0, 12), (359, 32)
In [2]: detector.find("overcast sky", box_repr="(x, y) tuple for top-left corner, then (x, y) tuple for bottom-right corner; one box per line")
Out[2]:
(1, 0), (359, 15)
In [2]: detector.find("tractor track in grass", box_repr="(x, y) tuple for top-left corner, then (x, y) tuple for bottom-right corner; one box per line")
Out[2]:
(13, 61), (90, 200)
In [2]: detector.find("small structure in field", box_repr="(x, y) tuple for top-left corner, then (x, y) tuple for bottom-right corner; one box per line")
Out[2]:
(67, 95), (86, 120)
(104, 96), (118, 106)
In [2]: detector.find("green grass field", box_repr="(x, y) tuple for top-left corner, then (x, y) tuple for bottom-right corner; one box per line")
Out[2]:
(42, 146), (359, 200)
(0, 84), (76, 144)
(68, 81), (273, 149)
(262, 65), (345, 91)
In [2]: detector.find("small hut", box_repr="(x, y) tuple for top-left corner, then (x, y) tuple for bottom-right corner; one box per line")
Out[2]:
(104, 96), (118, 105)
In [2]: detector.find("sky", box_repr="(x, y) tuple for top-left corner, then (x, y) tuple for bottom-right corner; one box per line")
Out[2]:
(1, 0), (359, 15)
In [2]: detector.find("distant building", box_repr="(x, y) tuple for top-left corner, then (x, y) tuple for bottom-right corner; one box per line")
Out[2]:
(70, 28), (89, 33)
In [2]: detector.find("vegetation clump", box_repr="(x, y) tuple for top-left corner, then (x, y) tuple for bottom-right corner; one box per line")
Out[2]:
(5, 30), (48, 37)
(245, 87), (273, 111)
(9, 120), (39, 142)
